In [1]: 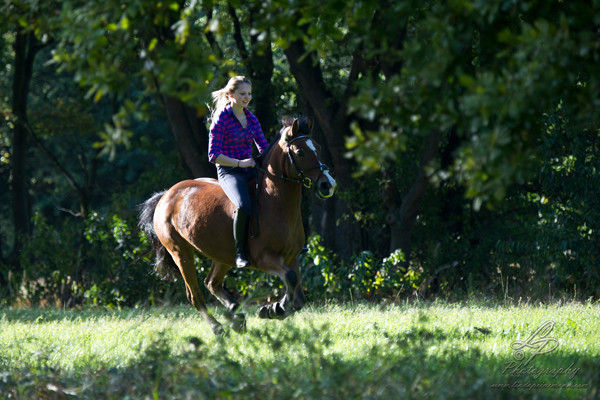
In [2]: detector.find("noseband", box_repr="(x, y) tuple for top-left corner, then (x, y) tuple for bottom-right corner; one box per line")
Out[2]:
(256, 135), (330, 189)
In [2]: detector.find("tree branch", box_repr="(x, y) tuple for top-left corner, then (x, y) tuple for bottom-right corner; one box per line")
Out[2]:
(24, 122), (82, 194)
(228, 3), (250, 65)
(203, 5), (223, 59)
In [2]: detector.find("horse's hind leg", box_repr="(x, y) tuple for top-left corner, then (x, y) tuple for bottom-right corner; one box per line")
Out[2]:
(170, 246), (224, 335)
(205, 262), (246, 332)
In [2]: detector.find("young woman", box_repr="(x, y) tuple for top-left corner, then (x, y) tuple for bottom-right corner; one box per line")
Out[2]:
(208, 76), (270, 268)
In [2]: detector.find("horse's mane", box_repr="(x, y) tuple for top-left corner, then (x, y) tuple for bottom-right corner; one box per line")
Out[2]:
(259, 116), (312, 168)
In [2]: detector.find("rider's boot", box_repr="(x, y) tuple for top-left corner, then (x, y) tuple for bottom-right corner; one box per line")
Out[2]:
(233, 208), (251, 268)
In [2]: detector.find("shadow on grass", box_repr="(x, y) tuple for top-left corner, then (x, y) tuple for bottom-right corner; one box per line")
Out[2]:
(0, 304), (199, 323)
(1, 318), (598, 400)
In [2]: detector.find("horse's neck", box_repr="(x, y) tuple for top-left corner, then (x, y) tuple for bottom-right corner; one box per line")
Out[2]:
(259, 147), (302, 216)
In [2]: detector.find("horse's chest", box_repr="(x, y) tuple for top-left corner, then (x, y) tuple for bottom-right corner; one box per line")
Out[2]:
(257, 214), (303, 249)
(271, 223), (302, 244)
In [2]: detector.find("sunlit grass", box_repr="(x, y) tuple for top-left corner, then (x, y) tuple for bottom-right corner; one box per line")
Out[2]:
(0, 301), (598, 399)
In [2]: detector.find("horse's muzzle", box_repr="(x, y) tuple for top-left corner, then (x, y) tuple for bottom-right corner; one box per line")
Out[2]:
(316, 172), (336, 199)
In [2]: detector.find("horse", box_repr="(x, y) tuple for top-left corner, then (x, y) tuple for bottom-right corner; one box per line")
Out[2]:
(138, 117), (336, 335)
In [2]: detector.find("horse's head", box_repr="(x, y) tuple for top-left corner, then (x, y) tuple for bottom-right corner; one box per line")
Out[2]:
(279, 117), (336, 199)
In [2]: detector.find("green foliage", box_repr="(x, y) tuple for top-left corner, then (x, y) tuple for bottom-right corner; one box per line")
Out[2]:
(344, 0), (600, 208)
(3, 0), (600, 307)
(15, 210), (178, 308)
(16, 213), (86, 307)
(300, 235), (419, 302)
(488, 108), (600, 297)
(300, 234), (338, 300)
(47, 0), (217, 153)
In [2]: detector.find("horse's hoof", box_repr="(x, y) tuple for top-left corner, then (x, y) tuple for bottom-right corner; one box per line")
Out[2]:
(233, 312), (246, 320)
(211, 324), (226, 336)
(228, 303), (240, 313)
(230, 313), (246, 333)
(258, 305), (270, 319)
(269, 303), (286, 320)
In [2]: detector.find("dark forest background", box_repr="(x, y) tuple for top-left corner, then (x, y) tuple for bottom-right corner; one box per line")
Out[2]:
(1, 0), (599, 307)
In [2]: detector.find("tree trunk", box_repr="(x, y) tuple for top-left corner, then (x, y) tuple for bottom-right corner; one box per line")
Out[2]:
(247, 43), (277, 136)
(227, 3), (278, 135)
(284, 41), (351, 185)
(284, 40), (359, 257)
(9, 29), (39, 267)
(387, 130), (441, 266)
(162, 95), (215, 179)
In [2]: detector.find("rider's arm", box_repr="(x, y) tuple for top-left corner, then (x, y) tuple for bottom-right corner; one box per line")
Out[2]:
(214, 154), (255, 168)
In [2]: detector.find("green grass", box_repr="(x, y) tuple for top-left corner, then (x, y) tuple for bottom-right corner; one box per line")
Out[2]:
(1, 301), (599, 399)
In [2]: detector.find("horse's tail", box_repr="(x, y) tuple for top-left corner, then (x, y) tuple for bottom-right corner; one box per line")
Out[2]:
(138, 191), (180, 282)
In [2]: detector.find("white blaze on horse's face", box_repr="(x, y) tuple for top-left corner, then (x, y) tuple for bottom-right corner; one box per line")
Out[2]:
(305, 138), (336, 199)
(305, 139), (318, 154)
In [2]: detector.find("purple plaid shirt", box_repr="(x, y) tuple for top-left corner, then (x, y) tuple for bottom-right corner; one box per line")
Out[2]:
(208, 106), (269, 166)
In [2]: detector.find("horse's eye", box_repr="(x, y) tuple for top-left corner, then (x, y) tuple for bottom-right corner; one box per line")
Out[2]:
(296, 149), (306, 157)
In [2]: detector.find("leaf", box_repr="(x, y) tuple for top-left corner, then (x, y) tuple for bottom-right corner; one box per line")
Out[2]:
(93, 89), (103, 103)
(120, 16), (130, 30)
(148, 38), (158, 52)
(458, 74), (475, 88)
(17, 16), (28, 28)
(566, 318), (580, 331)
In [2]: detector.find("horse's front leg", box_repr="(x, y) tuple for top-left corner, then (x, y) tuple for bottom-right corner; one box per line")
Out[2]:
(204, 261), (246, 332)
(257, 255), (305, 320)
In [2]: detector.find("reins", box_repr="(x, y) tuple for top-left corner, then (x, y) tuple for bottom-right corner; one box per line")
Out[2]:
(254, 165), (309, 187)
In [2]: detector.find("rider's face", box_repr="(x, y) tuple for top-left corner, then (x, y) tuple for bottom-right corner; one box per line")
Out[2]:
(229, 83), (252, 110)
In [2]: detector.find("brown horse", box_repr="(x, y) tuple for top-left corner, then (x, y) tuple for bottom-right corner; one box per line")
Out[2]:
(138, 117), (336, 334)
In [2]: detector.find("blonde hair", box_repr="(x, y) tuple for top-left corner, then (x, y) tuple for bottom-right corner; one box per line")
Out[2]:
(209, 76), (252, 124)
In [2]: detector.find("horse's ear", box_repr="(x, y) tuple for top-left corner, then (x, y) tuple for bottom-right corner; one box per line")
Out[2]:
(285, 118), (299, 141)
(307, 117), (313, 133)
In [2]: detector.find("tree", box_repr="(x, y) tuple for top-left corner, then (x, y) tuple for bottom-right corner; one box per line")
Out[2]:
(277, 0), (600, 263)
(1, 0), (58, 271)
(9, 27), (38, 263)
(8, 0), (600, 295)
(348, 1), (600, 199)
(50, 0), (212, 177)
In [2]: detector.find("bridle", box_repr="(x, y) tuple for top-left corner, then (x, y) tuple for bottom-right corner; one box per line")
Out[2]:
(285, 135), (331, 189)
(250, 133), (332, 238)
(256, 134), (331, 189)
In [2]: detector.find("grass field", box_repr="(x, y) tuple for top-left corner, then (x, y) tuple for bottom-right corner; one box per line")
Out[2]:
(1, 300), (599, 399)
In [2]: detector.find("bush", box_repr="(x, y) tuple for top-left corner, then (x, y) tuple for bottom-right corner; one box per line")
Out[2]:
(15, 210), (178, 308)
(300, 235), (421, 302)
